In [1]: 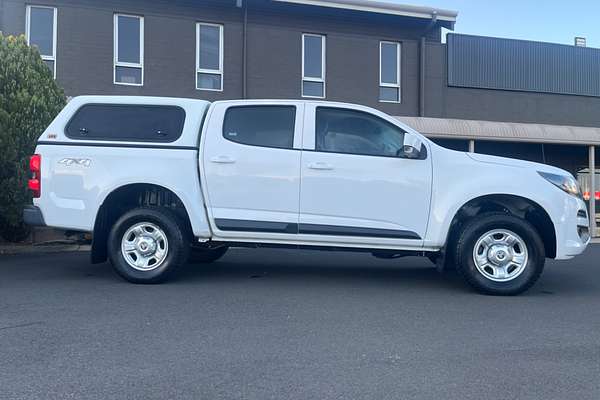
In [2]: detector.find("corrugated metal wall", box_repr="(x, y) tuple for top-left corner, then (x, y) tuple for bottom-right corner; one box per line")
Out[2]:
(447, 33), (600, 97)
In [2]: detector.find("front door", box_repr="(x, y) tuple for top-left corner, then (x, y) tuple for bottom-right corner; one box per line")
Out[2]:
(299, 104), (432, 247)
(202, 102), (304, 239)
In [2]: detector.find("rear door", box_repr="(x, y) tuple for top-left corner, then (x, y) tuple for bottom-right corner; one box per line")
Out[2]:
(201, 101), (304, 239)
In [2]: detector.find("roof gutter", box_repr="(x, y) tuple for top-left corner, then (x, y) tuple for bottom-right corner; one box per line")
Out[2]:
(271, 0), (457, 22)
(237, 0), (248, 98)
(419, 12), (438, 117)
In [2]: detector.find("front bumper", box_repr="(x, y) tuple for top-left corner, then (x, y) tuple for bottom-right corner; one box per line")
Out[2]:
(555, 197), (591, 259)
(23, 205), (46, 227)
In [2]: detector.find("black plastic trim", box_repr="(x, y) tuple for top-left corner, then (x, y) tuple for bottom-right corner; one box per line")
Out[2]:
(37, 141), (198, 151)
(215, 219), (298, 234)
(214, 218), (421, 240)
(299, 223), (421, 239)
(23, 205), (46, 227)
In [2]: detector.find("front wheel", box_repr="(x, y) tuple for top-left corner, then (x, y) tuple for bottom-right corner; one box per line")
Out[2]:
(454, 213), (545, 295)
(107, 207), (190, 283)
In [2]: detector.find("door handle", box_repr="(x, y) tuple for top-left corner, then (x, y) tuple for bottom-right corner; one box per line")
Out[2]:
(210, 155), (236, 164)
(308, 162), (334, 170)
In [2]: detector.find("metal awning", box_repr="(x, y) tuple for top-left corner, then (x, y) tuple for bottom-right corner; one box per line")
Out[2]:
(395, 116), (600, 146)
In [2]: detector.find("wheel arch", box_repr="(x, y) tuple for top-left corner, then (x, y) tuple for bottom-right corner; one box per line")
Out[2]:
(91, 183), (193, 264)
(445, 194), (557, 259)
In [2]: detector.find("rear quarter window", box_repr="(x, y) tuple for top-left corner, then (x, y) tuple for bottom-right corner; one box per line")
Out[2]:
(65, 104), (186, 142)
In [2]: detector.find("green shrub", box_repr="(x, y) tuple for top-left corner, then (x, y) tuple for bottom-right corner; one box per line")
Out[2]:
(0, 33), (66, 242)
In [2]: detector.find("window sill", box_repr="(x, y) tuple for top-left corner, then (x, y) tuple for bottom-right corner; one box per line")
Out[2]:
(114, 82), (144, 87)
(196, 87), (224, 92)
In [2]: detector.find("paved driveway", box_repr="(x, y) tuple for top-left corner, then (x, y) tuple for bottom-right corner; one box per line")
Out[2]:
(1, 246), (599, 400)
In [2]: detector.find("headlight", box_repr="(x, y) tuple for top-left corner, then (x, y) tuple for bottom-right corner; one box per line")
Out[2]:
(538, 171), (581, 198)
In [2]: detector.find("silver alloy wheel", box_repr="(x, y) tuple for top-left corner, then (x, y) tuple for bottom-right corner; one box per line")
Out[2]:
(121, 222), (169, 271)
(472, 229), (528, 282)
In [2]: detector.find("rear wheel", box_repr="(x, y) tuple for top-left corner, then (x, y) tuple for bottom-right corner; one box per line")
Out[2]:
(454, 213), (545, 295)
(108, 207), (189, 283)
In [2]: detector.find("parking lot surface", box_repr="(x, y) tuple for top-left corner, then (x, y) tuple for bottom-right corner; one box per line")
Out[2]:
(1, 246), (599, 400)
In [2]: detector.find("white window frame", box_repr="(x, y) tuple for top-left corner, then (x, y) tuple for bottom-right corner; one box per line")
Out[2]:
(196, 22), (224, 92)
(26, 5), (57, 79)
(379, 41), (401, 103)
(302, 33), (326, 99)
(113, 13), (144, 86)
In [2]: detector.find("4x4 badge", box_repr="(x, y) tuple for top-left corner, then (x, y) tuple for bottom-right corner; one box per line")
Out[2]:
(58, 158), (91, 167)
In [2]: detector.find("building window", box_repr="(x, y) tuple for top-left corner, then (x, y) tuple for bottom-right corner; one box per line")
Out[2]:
(114, 14), (144, 86)
(26, 5), (57, 78)
(196, 23), (223, 91)
(379, 41), (401, 103)
(302, 34), (326, 98)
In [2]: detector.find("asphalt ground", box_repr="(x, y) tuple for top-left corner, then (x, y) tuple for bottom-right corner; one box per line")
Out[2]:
(1, 245), (599, 399)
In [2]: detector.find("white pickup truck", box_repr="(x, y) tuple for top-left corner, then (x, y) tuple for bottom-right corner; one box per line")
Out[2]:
(24, 96), (590, 295)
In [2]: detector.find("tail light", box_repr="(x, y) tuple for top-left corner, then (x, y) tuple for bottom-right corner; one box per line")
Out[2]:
(28, 154), (41, 198)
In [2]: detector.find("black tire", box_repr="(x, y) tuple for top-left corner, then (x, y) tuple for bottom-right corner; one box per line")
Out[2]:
(454, 212), (545, 296)
(189, 246), (228, 264)
(107, 207), (190, 284)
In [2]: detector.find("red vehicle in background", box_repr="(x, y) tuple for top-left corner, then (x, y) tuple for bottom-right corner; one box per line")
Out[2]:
(578, 168), (599, 228)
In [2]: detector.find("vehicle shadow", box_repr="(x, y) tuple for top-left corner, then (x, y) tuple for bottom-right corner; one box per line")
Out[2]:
(174, 247), (600, 296)
(176, 248), (467, 293)
(34, 246), (596, 297)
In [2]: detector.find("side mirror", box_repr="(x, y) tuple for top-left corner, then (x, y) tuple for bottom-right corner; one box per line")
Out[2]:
(400, 133), (423, 159)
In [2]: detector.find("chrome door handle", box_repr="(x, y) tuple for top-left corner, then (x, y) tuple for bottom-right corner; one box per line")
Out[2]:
(308, 162), (334, 170)
(210, 155), (236, 164)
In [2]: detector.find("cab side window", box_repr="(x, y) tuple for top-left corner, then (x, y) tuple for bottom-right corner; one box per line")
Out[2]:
(223, 106), (296, 149)
(315, 107), (406, 157)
